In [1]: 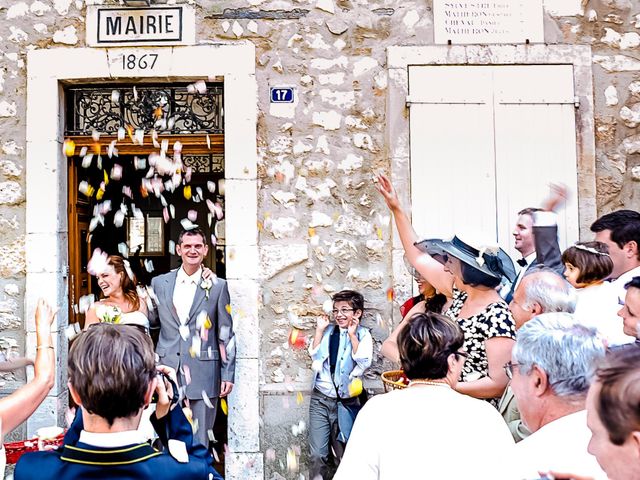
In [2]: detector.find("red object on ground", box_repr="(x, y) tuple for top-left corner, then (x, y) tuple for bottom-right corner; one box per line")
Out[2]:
(4, 433), (65, 464)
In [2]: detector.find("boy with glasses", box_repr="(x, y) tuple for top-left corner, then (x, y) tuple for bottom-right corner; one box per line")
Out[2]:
(308, 290), (373, 480)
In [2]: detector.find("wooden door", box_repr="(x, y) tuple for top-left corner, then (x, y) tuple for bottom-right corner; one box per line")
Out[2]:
(68, 157), (92, 328)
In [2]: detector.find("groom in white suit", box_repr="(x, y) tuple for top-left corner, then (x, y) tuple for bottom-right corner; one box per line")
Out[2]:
(150, 227), (235, 447)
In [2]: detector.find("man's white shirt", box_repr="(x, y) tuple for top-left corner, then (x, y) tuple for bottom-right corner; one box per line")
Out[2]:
(173, 266), (202, 324)
(513, 410), (607, 479)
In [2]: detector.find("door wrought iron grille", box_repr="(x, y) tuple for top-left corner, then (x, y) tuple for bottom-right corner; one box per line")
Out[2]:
(65, 84), (224, 135)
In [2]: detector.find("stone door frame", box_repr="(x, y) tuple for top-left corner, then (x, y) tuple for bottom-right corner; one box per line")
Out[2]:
(25, 43), (262, 479)
(385, 44), (596, 316)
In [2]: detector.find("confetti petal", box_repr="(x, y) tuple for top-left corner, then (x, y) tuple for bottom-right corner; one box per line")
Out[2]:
(348, 378), (363, 397)
(202, 391), (215, 409)
(63, 139), (75, 157)
(220, 398), (228, 415)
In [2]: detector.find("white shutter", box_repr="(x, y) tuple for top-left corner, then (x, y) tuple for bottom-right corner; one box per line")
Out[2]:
(409, 65), (579, 255)
(493, 65), (578, 259)
(408, 66), (498, 243)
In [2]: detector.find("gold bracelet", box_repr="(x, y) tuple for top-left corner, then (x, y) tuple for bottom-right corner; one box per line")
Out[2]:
(36, 345), (54, 351)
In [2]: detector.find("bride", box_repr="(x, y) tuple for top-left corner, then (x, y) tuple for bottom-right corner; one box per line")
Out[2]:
(84, 254), (149, 331)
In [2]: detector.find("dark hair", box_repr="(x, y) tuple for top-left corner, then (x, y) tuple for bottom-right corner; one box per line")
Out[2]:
(460, 262), (502, 289)
(518, 207), (543, 217)
(332, 290), (364, 312)
(106, 255), (140, 311)
(397, 312), (464, 380)
(626, 276), (640, 290)
(591, 210), (640, 259)
(561, 242), (613, 285)
(594, 347), (640, 445)
(69, 324), (156, 426)
(425, 293), (447, 314)
(178, 227), (207, 246)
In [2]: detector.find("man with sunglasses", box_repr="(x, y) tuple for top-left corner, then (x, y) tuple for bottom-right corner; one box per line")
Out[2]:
(507, 313), (607, 479)
(308, 290), (373, 480)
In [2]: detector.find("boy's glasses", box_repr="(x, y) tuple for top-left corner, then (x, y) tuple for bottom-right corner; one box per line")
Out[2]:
(332, 308), (354, 317)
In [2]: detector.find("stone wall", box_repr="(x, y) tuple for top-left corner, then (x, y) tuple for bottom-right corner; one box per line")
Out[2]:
(0, 0), (639, 477)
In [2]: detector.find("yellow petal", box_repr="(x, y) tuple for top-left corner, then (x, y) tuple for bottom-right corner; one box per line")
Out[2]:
(348, 378), (363, 397)
(220, 398), (228, 415)
(296, 391), (304, 405)
(63, 139), (76, 157)
(183, 185), (192, 200)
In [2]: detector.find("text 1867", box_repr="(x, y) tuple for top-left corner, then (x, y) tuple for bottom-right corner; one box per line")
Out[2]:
(121, 53), (159, 70)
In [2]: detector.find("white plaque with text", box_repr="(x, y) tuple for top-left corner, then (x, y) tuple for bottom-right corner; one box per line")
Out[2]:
(433, 1), (544, 45)
(86, 5), (195, 47)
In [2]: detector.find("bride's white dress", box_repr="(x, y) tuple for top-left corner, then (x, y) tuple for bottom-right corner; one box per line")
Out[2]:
(119, 310), (150, 331)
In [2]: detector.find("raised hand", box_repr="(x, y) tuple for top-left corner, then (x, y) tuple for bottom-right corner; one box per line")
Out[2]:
(542, 183), (569, 212)
(347, 317), (360, 338)
(374, 173), (402, 212)
(316, 315), (331, 334)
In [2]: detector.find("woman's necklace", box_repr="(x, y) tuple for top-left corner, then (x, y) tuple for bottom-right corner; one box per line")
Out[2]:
(408, 379), (451, 388)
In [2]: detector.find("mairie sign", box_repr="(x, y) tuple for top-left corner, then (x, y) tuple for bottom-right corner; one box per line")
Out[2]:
(86, 6), (195, 47)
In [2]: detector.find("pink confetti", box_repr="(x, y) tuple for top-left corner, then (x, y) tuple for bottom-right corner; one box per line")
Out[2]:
(110, 164), (123, 180)
(182, 365), (192, 385)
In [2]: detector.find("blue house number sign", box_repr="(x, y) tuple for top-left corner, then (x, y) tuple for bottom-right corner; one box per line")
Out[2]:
(270, 87), (295, 103)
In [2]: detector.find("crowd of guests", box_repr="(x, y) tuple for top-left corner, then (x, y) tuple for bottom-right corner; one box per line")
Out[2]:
(310, 175), (640, 480)
(2, 173), (640, 480)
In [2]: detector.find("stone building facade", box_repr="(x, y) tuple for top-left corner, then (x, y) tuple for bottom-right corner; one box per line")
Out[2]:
(0, 0), (639, 478)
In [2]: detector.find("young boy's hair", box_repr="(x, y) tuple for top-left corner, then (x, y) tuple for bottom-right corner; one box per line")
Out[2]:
(562, 241), (613, 285)
(331, 290), (364, 312)
(68, 324), (156, 426)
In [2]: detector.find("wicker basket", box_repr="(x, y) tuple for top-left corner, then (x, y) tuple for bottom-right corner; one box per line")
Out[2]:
(5, 432), (65, 464)
(381, 370), (409, 392)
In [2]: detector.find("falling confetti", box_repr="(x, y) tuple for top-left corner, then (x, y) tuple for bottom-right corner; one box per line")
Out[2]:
(296, 391), (304, 405)
(78, 181), (94, 197)
(286, 447), (298, 472)
(183, 185), (192, 200)
(387, 288), (395, 302)
(87, 248), (109, 276)
(110, 164), (123, 181)
(288, 329), (306, 350)
(265, 448), (276, 463)
(220, 398), (228, 415)
(63, 139), (75, 157)
(202, 391), (215, 409)
(348, 378), (363, 397)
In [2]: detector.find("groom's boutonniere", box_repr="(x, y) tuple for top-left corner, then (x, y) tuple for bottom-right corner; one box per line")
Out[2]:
(201, 278), (212, 299)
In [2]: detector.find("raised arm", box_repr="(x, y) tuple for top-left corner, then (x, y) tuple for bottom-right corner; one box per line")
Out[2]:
(0, 299), (57, 436)
(534, 183), (568, 276)
(375, 173), (454, 298)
